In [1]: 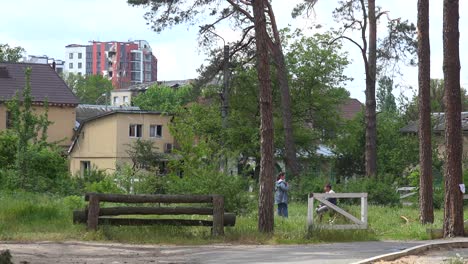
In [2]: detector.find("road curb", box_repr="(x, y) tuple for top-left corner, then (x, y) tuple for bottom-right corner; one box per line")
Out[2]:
(353, 240), (468, 264)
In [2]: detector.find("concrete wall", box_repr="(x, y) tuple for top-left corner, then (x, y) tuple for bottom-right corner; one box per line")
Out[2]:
(0, 104), (76, 146)
(69, 112), (174, 175)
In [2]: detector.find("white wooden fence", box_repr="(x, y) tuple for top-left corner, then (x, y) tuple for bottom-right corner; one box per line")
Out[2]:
(307, 192), (368, 230)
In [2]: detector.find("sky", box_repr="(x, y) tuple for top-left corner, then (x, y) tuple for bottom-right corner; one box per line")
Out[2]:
(2, 0), (468, 103)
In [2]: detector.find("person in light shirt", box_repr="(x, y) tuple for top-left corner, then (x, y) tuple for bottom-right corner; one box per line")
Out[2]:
(316, 183), (336, 221)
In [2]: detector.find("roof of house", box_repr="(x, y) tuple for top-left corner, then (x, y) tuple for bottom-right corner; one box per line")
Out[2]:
(126, 79), (194, 92)
(400, 112), (468, 133)
(76, 104), (141, 124)
(340, 98), (363, 120)
(0, 62), (79, 105)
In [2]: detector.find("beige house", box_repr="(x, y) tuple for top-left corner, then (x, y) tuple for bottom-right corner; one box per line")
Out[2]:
(68, 110), (174, 176)
(0, 63), (79, 147)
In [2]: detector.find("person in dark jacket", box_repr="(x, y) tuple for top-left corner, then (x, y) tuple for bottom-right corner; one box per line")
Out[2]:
(275, 172), (289, 218)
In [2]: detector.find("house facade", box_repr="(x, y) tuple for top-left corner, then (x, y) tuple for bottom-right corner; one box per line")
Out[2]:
(0, 62), (79, 147)
(69, 110), (174, 176)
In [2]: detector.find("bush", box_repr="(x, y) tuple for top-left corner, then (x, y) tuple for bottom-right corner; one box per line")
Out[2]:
(338, 177), (400, 206)
(289, 173), (330, 202)
(112, 164), (166, 194)
(165, 173), (253, 214)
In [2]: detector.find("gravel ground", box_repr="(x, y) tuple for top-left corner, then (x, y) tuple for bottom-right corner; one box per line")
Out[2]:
(376, 247), (468, 264)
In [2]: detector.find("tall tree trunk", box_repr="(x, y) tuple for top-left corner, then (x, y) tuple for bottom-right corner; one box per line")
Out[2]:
(443, 0), (463, 238)
(417, 0), (434, 224)
(264, 1), (300, 178)
(252, 0), (275, 233)
(365, 0), (377, 177)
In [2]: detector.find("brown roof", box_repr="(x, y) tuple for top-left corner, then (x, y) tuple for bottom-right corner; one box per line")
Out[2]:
(340, 98), (363, 120)
(401, 112), (468, 133)
(0, 62), (79, 105)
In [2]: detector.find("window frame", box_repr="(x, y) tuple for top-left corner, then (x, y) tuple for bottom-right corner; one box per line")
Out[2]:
(149, 124), (163, 138)
(129, 124), (143, 138)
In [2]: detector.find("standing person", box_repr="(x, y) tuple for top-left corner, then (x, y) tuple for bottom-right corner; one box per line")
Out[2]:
(316, 183), (337, 221)
(275, 172), (289, 218)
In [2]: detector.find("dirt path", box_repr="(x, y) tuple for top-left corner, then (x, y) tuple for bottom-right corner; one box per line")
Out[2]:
(0, 240), (426, 264)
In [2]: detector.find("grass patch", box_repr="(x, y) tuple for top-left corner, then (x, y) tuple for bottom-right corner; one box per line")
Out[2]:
(0, 192), (464, 244)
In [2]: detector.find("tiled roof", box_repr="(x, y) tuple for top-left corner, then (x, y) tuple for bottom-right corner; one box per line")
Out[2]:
(340, 98), (363, 120)
(0, 62), (79, 105)
(400, 112), (468, 133)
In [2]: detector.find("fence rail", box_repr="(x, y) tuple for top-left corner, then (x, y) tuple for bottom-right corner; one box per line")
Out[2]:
(74, 193), (232, 236)
(307, 192), (368, 230)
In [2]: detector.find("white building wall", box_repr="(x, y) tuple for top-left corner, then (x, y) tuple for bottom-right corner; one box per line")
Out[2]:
(64, 46), (87, 76)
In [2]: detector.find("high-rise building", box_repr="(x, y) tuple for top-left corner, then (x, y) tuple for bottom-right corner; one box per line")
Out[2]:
(64, 40), (158, 89)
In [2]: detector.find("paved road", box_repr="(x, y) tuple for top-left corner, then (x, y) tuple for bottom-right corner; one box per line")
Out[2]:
(0, 240), (431, 264)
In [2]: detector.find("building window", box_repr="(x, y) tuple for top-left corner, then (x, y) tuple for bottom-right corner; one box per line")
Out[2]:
(77, 72), (82, 76)
(150, 125), (162, 138)
(123, 96), (129, 104)
(80, 161), (91, 177)
(69, 53), (73, 59)
(78, 62), (82, 69)
(129, 124), (142, 138)
(78, 53), (82, 59)
(6, 111), (12, 129)
(113, 96), (120, 105)
(69, 63), (73, 69)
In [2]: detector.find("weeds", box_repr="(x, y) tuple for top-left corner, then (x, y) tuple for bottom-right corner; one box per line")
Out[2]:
(0, 193), (465, 244)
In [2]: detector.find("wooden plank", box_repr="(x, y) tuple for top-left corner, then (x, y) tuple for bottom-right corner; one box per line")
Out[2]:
(315, 198), (363, 225)
(212, 195), (224, 236)
(87, 194), (100, 230)
(315, 224), (367, 230)
(400, 192), (417, 199)
(98, 207), (213, 216)
(397, 187), (417, 192)
(74, 211), (236, 226)
(311, 193), (367, 199)
(84, 193), (213, 203)
(307, 196), (315, 228)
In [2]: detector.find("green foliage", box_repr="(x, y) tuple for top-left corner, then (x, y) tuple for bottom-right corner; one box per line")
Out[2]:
(125, 139), (166, 173)
(132, 84), (193, 112)
(166, 173), (252, 214)
(85, 177), (123, 194)
(113, 163), (166, 194)
(377, 76), (397, 113)
(0, 67), (70, 193)
(63, 73), (113, 104)
(0, 130), (17, 168)
(338, 177), (400, 206)
(0, 43), (24, 62)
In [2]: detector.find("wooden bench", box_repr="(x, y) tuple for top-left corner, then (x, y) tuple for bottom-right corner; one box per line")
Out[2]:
(73, 193), (236, 236)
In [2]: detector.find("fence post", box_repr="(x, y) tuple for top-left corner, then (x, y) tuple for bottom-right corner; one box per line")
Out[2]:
(87, 193), (100, 230)
(361, 194), (368, 228)
(307, 193), (315, 229)
(212, 195), (224, 236)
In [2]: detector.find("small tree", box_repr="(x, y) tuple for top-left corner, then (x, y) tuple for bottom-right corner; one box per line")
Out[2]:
(0, 43), (24, 62)
(6, 67), (52, 189)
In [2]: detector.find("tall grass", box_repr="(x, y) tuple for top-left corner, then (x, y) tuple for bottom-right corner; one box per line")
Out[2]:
(0, 192), (464, 244)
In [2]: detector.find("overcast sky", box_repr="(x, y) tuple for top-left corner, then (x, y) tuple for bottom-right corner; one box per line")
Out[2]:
(2, 0), (467, 102)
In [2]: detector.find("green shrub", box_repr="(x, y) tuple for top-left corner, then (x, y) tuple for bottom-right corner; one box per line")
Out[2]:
(339, 177), (400, 206)
(165, 173), (253, 214)
(85, 177), (123, 194)
(289, 173), (330, 202)
(112, 164), (166, 194)
(62, 195), (86, 211)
